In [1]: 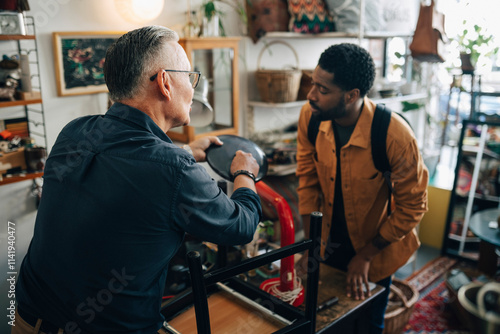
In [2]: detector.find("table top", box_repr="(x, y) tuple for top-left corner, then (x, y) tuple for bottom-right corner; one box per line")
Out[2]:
(469, 208), (500, 247)
(310, 264), (385, 332)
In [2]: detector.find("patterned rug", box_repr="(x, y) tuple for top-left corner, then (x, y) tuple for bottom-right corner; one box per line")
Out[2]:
(402, 256), (472, 334)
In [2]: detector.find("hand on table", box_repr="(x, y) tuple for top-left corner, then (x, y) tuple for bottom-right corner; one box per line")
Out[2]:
(346, 254), (371, 300)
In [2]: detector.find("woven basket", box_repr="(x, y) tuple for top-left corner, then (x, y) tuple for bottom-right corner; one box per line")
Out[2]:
(255, 41), (302, 103)
(383, 279), (419, 334)
(297, 69), (313, 101)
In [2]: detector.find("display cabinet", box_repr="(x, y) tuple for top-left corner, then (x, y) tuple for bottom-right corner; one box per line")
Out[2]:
(168, 37), (240, 143)
(0, 16), (47, 186)
(442, 119), (500, 261)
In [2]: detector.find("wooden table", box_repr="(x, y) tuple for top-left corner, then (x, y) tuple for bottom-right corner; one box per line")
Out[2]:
(168, 289), (287, 333)
(164, 263), (384, 333)
(469, 208), (500, 276)
(314, 264), (385, 333)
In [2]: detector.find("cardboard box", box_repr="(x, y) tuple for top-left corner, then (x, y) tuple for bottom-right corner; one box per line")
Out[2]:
(0, 147), (27, 174)
(17, 91), (41, 101)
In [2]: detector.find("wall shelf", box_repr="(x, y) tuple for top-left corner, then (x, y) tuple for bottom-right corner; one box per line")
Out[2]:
(0, 34), (35, 41)
(372, 93), (427, 104)
(248, 100), (306, 108)
(0, 99), (43, 108)
(262, 31), (413, 40)
(0, 171), (43, 186)
(249, 93), (427, 109)
(0, 17), (46, 187)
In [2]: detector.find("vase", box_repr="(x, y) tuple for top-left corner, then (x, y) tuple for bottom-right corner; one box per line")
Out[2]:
(460, 53), (475, 74)
(202, 14), (219, 37)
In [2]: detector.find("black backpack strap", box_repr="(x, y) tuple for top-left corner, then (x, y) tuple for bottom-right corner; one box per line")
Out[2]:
(307, 112), (321, 146)
(372, 104), (393, 215)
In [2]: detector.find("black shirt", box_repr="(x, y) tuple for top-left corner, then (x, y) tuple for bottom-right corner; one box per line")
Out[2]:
(324, 121), (356, 271)
(16, 103), (262, 333)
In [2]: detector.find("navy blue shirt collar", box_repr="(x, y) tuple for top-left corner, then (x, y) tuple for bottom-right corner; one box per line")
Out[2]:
(106, 102), (173, 144)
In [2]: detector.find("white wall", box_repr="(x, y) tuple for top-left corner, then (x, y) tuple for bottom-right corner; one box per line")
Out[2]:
(30, 0), (192, 149)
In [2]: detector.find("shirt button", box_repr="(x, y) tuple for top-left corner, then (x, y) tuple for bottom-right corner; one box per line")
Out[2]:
(326, 223), (331, 228)
(328, 202), (332, 206)
(330, 177), (334, 181)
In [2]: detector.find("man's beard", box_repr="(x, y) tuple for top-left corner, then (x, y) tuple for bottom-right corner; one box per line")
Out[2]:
(310, 98), (347, 121)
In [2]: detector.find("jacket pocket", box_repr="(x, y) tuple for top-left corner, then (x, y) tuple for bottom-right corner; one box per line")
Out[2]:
(353, 172), (386, 219)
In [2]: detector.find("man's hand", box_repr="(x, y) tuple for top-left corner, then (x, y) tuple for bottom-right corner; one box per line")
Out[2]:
(346, 233), (390, 300)
(230, 150), (259, 192)
(346, 254), (371, 300)
(186, 136), (223, 162)
(230, 150), (259, 178)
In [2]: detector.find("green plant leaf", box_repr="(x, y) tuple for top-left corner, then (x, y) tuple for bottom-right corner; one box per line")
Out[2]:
(204, 1), (216, 20)
(401, 101), (424, 112)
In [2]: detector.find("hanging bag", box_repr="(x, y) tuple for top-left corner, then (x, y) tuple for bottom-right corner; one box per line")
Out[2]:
(409, 0), (448, 63)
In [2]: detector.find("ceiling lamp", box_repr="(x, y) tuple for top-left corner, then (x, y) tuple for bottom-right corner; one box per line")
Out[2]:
(115, 0), (165, 24)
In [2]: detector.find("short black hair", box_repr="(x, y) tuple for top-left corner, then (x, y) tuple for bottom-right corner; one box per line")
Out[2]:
(318, 43), (375, 97)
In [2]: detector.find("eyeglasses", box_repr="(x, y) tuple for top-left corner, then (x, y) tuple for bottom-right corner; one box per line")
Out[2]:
(150, 70), (201, 89)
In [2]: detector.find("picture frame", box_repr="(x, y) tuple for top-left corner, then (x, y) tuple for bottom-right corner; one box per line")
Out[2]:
(52, 31), (125, 97)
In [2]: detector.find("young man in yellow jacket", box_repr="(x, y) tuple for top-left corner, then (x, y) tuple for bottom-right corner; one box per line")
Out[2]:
(295, 43), (428, 334)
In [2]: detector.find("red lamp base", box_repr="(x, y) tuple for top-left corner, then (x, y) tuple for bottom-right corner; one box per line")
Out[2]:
(259, 277), (305, 307)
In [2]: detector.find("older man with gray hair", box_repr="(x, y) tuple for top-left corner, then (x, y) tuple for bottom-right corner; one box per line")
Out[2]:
(13, 26), (261, 334)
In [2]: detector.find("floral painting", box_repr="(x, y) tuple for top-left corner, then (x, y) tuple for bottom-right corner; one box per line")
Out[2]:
(53, 32), (124, 96)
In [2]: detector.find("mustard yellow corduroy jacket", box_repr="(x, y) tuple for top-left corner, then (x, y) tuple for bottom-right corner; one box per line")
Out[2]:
(296, 98), (429, 282)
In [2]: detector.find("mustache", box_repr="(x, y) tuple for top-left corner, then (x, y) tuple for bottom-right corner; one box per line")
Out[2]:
(309, 101), (320, 110)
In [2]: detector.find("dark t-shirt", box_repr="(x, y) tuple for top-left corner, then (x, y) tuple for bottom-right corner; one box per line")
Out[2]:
(324, 121), (356, 271)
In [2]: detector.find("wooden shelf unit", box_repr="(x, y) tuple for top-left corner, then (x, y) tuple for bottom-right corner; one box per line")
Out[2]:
(0, 17), (46, 186)
(0, 34), (35, 41)
(0, 171), (43, 186)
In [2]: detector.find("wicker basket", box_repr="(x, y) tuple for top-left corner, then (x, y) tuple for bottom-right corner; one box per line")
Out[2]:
(255, 41), (302, 103)
(297, 69), (313, 101)
(383, 279), (419, 334)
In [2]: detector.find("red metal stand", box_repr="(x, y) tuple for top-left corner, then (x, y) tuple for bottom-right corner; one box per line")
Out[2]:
(256, 181), (304, 306)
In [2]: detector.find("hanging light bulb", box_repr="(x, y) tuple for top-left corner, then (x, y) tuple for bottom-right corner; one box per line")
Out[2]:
(115, 0), (165, 24)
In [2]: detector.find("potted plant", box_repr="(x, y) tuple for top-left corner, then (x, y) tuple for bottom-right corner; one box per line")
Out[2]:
(200, 0), (247, 37)
(454, 20), (499, 74)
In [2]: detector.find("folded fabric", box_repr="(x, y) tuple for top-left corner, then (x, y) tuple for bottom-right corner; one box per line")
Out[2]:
(288, 0), (335, 34)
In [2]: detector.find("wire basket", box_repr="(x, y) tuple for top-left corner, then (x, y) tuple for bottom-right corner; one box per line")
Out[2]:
(255, 41), (302, 103)
(383, 279), (419, 334)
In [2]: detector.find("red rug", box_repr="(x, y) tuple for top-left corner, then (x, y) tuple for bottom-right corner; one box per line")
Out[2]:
(402, 256), (472, 334)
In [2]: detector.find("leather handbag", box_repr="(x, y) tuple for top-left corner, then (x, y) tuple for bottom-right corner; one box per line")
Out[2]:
(409, 0), (448, 63)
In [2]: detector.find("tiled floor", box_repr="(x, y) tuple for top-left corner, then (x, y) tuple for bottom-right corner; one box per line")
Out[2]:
(394, 243), (442, 280)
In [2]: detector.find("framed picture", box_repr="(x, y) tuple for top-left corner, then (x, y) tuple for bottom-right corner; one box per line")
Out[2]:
(52, 31), (124, 97)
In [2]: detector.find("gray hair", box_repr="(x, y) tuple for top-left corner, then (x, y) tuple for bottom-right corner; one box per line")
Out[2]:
(104, 26), (179, 101)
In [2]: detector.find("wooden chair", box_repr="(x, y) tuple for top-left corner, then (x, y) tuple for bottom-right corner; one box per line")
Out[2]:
(162, 212), (323, 334)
